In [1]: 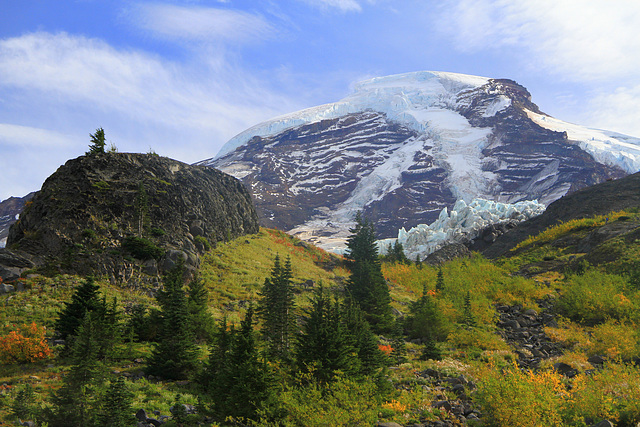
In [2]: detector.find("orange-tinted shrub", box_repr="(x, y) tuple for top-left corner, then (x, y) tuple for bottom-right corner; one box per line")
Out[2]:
(0, 322), (52, 364)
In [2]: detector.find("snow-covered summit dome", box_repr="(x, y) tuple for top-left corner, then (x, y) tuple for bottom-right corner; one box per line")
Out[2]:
(216, 71), (494, 158)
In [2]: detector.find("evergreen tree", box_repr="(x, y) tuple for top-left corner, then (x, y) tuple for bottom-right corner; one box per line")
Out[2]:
(86, 127), (106, 155)
(47, 313), (106, 427)
(186, 276), (215, 343)
(342, 299), (386, 376)
(258, 255), (296, 360)
(436, 267), (445, 292)
(405, 284), (449, 342)
(203, 306), (274, 422)
(11, 384), (38, 423)
(345, 212), (393, 333)
(386, 240), (410, 264)
(295, 286), (358, 382)
(97, 376), (135, 427)
(199, 316), (232, 391)
(420, 334), (443, 361)
(462, 290), (476, 327)
(55, 276), (102, 341)
(146, 262), (199, 380)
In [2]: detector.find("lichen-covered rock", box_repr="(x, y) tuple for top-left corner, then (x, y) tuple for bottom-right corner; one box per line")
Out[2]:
(5, 152), (259, 281)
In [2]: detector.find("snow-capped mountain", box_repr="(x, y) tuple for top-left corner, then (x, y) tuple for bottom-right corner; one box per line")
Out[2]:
(200, 71), (638, 251)
(0, 193), (34, 248)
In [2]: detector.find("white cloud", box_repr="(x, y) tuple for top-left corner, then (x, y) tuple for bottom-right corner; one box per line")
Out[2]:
(130, 3), (274, 44)
(439, 0), (640, 82)
(0, 32), (295, 144)
(0, 31), (300, 198)
(300, 0), (363, 12)
(437, 0), (640, 137)
(588, 84), (640, 138)
(0, 124), (76, 148)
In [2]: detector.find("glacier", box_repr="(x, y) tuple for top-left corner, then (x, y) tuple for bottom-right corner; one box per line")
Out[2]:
(216, 71), (494, 158)
(378, 198), (546, 261)
(215, 70), (640, 176)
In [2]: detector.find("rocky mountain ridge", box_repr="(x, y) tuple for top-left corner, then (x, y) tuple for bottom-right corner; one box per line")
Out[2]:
(1, 152), (258, 283)
(203, 71), (636, 251)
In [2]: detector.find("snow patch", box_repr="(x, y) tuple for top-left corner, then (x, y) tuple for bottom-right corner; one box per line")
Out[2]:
(526, 109), (640, 173)
(0, 238), (5, 248)
(482, 95), (511, 118)
(378, 198), (545, 261)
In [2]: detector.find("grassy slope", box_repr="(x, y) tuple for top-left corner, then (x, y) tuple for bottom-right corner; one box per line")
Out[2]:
(2, 212), (640, 425)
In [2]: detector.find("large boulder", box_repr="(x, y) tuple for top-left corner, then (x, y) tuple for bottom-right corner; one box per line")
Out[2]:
(4, 152), (259, 281)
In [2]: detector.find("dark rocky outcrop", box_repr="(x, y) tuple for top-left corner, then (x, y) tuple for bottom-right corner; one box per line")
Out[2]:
(1, 152), (258, 282)
(482, 172), (640, 258)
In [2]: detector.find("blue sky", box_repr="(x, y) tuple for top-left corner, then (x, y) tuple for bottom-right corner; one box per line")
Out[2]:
(1, 0), (639, 200)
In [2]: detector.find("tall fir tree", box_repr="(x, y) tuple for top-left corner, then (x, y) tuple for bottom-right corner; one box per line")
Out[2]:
(97, 376), (135, 427)
(146, 262), (199, 380)
(295, 286), (358, 383)
(436, 267), (445, 292)
(47, 312), (106, 427)
(55, 276), (102, 341)
(405, 284), (449, 342)
(462, 290), (477, 327)
(186, 275), (215, 343)
(258, 255), (296, 360)
(202, 306), (274, 422)
(345, 212), (393, 333)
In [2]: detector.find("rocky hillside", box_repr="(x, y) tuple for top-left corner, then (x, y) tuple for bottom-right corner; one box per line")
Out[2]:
(481, 171), (640, 259)
(0, 192), (34, 248)
(2, 152), (258, 282)
(202, 72), (636, 251)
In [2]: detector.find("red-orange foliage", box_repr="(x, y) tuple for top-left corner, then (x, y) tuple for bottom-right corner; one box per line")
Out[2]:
(378, 344), (394, 356)
(0, 322), (52, 364)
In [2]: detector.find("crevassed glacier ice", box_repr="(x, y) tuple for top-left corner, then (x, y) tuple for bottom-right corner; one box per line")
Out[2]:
(378, 198), (545, 261)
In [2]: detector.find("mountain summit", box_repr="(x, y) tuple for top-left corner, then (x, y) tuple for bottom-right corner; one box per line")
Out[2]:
(200, 71), (639, 250)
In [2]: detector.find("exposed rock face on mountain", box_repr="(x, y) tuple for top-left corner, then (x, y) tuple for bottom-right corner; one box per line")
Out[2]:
(481, 171), (640, 259)
(202, 71), (635, 250)
(0, 192), (35, 248)
(2, 152), (258, 282)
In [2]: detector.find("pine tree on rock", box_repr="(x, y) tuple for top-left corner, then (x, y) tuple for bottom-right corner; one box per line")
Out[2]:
(258, 255), (296, 360)
(146, 262), (199, 380)
(345, 212), (393, 333)
(86, 127), (106, 155)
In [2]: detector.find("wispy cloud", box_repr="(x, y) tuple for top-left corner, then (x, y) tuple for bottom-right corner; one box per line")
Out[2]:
(300, 0), (363, 13)
(129, 3), (274, 44)
(437, 0), (640, 137)
(0, 30), (299, 199)
(0, 124), (75, 148)
(0, 31), (295, 148)
(438, 0), (640, 82)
